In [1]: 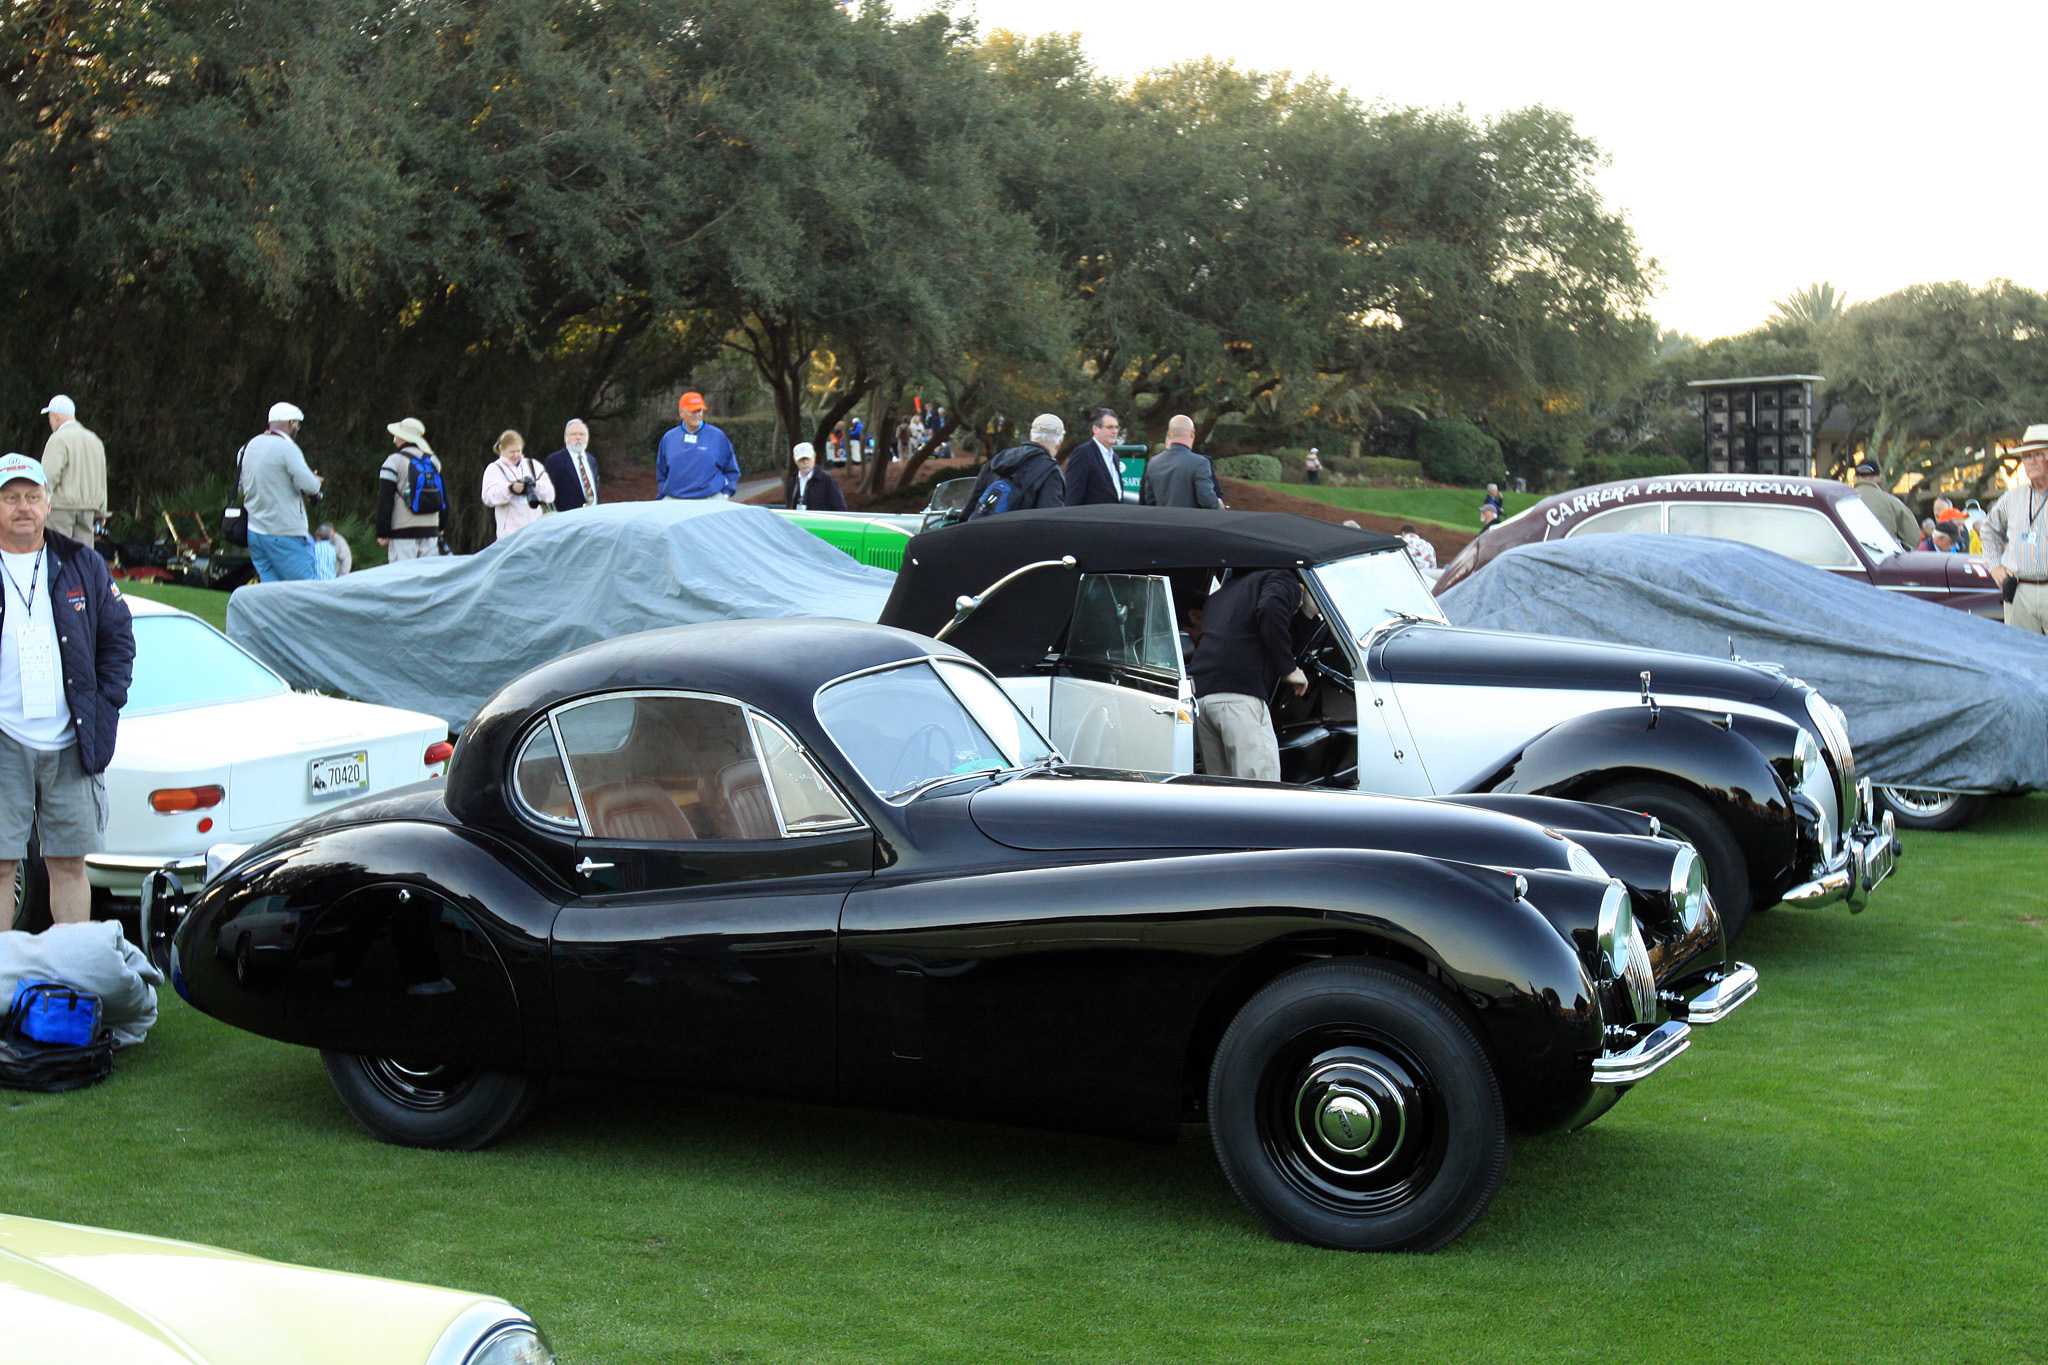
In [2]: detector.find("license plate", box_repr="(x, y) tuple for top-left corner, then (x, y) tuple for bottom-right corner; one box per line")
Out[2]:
(308, 750), (370, 801)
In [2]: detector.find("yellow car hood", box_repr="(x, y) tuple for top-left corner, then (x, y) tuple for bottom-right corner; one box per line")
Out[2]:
(0, 1215), (510, 1364)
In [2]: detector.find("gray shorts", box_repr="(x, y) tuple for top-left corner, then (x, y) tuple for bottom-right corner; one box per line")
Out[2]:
(0, 732), (107, 860)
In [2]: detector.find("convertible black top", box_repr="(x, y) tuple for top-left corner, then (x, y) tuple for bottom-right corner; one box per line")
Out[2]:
(882, 506), (1400, 642)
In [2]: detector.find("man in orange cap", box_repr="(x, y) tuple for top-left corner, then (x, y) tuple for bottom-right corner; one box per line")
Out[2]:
(655, 391), (740, 501)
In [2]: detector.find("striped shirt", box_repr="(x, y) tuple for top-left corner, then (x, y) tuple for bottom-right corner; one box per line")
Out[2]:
(1979, 481), (2048, 582)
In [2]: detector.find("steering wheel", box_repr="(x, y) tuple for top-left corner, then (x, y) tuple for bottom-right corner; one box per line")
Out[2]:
(887, 723), (955, 794)
(1299, 617), (1356, 694)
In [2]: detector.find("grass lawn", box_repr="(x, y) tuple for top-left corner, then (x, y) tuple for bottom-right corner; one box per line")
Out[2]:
(8, 802), (2046, 1361)
(116, 578), (232, 631)
(1256, 483), (1541, 532)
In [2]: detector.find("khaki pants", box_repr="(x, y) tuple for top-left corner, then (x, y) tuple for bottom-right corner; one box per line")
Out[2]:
(1196, 693), (1281, 782)
(2010, 581), (2048, 635)
(47, 508), (97, 541)
(386, 537), (442, 562)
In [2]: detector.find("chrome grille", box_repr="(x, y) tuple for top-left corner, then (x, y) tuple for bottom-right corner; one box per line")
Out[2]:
(1804, 690), (1857, 824)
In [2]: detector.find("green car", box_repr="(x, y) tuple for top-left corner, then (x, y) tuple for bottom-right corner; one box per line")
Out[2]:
(769, 507), (922, 571)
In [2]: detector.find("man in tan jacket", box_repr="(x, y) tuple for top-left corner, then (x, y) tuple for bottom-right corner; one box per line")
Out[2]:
(37, 395), (107, 542)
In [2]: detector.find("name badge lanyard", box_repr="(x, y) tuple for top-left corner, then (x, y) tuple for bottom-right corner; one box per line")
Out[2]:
(4, 550), (59, 719)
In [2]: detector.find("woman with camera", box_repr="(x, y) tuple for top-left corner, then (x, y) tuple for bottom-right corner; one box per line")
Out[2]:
(481, 429), (555, 542)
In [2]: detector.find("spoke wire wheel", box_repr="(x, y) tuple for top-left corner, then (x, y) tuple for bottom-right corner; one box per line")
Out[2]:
(1875, 786), (1984, 831)
(360, 1057), (479, 1112)
(1260, 1032), (1447, 1218)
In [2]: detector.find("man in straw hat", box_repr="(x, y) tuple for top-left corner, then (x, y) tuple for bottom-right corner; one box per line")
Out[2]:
(1979, 424), (2048, 634)
(376, 416), (446, 561)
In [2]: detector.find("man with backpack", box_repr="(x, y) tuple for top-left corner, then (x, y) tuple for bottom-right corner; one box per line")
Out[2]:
(375, 417), (445, 561)
(964, 413), (1068, 521)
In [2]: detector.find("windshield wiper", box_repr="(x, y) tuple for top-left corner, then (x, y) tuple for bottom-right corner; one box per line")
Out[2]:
(889, 767), (1006, 801)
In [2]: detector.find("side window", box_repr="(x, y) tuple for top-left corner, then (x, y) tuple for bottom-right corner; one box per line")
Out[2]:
(1564, 503), (1664, 538)
(555, 694), (781, 842)
(1667, 503), (1859, 569)
(512, 725), (578, 828)
(748, 714), (861, 833)
(1066, 575), (1180, 675)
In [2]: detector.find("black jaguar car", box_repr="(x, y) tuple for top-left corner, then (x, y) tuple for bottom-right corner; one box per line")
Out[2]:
(879, 506), (1898, 941)
(156, 619), (1756, 1253)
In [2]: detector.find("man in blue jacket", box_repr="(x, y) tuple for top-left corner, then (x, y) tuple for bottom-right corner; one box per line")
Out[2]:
(655, 391), (741, 500)
(0, 452), (134, 927)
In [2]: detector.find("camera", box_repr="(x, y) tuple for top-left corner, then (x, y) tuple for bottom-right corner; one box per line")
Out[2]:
(522, 480), (541, 509)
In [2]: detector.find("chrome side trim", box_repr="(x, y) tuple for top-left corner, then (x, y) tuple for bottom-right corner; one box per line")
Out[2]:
(1685, 963), (1759, 1025)
(84, 853), (207, 874)
(1591, 1020), (1692, 1086)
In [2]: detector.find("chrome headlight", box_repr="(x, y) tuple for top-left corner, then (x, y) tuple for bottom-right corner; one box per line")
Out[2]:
(429, 1306), (555, 1365)
(1669, 847), (1707, 936)
(1790, 727), (1839, 852)
(1596, 881), (1658, 1027)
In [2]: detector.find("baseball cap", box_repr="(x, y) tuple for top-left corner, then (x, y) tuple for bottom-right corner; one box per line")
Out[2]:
(792, 442), (816, 462)
(1854, 459), (1880, 475)
(269, 401), (306, 423)
(40, 395), (75, 417)
(1029, 412), (1066, 441)
(679, 392), (707, 414)
(0, 452), (48, 487)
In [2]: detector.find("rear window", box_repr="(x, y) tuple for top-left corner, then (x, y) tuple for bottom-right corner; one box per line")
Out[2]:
(1668, 503), (1858, 569)
(125, 616), (289, 713)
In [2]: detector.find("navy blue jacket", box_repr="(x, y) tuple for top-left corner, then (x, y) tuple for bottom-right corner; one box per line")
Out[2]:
(542, 448), (599, 512)
(0, 530), (134, 773)
(1063, 440), (1125, 506)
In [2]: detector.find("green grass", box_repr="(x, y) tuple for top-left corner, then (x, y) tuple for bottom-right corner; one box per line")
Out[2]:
(116, 579), (231, 631)
(1255, 483), (1541, 532)
(8, 802), (2047, 1362)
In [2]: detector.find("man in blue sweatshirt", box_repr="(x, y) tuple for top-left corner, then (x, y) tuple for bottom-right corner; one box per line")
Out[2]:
(655, 391), (740, 500)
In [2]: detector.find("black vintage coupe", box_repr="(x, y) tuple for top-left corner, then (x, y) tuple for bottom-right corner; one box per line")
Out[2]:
(157, 619), (1756, 1252)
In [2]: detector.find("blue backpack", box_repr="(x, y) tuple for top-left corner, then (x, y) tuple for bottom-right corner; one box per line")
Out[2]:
(405, 450), (445, 516)
(966, 477), (1015, 521)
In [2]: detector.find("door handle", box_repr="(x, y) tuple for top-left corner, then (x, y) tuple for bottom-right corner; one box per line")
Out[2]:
(575, 858), (614, 876)
(1151, 703), (1176, 714)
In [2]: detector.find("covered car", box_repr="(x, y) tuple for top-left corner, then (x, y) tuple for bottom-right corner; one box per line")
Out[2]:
(1439, 533), (2048, 829)
(225, 500), (895, 730)
(158, 618), (1756, 1254)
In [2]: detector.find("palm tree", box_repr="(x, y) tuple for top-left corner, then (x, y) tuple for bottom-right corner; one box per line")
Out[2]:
(1772, 282), (1849, 331)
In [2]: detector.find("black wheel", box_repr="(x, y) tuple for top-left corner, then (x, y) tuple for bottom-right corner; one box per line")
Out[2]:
(320, 1051), (546, 1150)
(1592, 780), (1752, 942)
(1208, 960), (1509, 1252)
(10, 830), (50, 933)
(1875, 787), (1985, 831)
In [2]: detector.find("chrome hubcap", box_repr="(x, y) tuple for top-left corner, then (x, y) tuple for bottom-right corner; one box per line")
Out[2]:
(1297, 1062), (1406, 1174)
(361, 1056), (476, 1111)
(1260, 1036), (1445, 1216)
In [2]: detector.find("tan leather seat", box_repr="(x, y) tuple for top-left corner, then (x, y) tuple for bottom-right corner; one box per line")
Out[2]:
(718, 762), (779, 840)
(582, 781), (696, 841)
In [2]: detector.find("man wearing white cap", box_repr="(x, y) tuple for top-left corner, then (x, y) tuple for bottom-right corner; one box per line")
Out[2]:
(37, 395), (107, 544)
(240, 402), (323, 581)
(0, 451), (134, 928)
(375, 416), (445, 561)
(1979, 424), (2048, 634)
(781, 442), (846, 511)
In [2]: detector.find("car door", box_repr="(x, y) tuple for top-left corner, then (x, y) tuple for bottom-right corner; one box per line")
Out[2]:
(522, 691), (872, 1095)
(1046, 573), (1192, 773)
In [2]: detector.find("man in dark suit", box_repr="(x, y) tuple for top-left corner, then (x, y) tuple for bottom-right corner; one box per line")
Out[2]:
(1064, 407), (1126, 506)
(1139, 414), (1221, 509)
(543, 418), (600, 511)
(783, 443), (847, 511)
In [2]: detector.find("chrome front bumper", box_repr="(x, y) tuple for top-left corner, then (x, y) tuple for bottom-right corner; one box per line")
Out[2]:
(1782, 779), (1899, 913)
(1592, 1020), (1693, 1086)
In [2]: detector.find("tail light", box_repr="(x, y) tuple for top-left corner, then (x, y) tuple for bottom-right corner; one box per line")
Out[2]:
(424, 741), (454, 767)
(151, 785), (225, 813)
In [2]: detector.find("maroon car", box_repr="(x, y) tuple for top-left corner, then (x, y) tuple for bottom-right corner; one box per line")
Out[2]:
(1436, 474), (2003, 616)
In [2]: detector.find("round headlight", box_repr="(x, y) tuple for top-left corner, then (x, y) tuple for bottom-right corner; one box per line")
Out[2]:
(1595, 882), (1657, 1026)
(468, 1325), (555, 1365)
(1563, 838), (1608, 880)
(1669, 848), (1707, 935)
(1792, 728), (1823, 782)
(430, 1307), (555, 1365)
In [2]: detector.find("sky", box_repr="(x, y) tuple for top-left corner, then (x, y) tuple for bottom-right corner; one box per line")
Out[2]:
(924, 0), (2046, 342)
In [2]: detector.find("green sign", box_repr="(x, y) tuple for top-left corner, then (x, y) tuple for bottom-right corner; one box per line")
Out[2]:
(1116, 443), (1149, 501)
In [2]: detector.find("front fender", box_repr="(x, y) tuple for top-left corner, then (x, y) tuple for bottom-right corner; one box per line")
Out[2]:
(176, 821), (562, 1073)
(1469, 706), (1797, 895)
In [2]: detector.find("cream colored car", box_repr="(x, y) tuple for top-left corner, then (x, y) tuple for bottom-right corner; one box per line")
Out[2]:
(0, 1214), (552, 1364)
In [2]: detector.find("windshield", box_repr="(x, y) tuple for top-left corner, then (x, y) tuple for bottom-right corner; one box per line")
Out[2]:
(126, 615), (289, 713)
(1835, 494), (1907, 562)
(1311, 549), (1448, 642)
(816, 659), (1056, 800)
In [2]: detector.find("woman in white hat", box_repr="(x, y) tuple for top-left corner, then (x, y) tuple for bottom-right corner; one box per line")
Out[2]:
(376, 416), (446, 561)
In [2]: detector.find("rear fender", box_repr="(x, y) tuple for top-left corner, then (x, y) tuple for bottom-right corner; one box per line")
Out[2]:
(1468, 706), (1797, 893)
(176, 821), (561, 1072)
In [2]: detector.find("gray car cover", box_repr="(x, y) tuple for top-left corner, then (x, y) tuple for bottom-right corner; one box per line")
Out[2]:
(1, 921), (160, 1048)
(1438, 534), (2048, 792)
(227, 500), (897, 729)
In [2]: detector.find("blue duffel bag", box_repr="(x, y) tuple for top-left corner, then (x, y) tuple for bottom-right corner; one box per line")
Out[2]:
(0, 981), (112, 1093)
(10, 980), (102, 1046)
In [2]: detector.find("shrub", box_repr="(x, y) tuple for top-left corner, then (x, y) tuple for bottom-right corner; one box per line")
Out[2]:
(1414, 419), (1504, 486)
(1213, 453), (1284, 482)
(1578, 452), (1696, 484)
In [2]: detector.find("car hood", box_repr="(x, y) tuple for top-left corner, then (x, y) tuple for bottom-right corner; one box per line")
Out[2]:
(0, 1215), (497, 1365)
(969, 771), (1582, 871)
(1373, 621), (1784, 703)
(115, 691), (446, 772)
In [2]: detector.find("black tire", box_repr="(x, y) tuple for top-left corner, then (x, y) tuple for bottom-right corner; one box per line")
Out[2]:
(10, 830), (50, 934)
(320, 1052), (547, 1150)
(1874, 787), (1985, 832)
(1208, 960), (1509, 1253)
(1592, 780), (1752, 942)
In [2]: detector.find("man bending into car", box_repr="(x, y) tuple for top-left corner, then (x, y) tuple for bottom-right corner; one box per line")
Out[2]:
(1188, 570), (1312, 782)
(0, 452), (133, 928)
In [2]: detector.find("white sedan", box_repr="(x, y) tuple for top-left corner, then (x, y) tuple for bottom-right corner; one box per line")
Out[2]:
(71, 596), (451, 908)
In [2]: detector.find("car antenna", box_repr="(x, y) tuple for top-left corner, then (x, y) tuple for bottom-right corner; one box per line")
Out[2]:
(1639, 670), (1660, 728)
